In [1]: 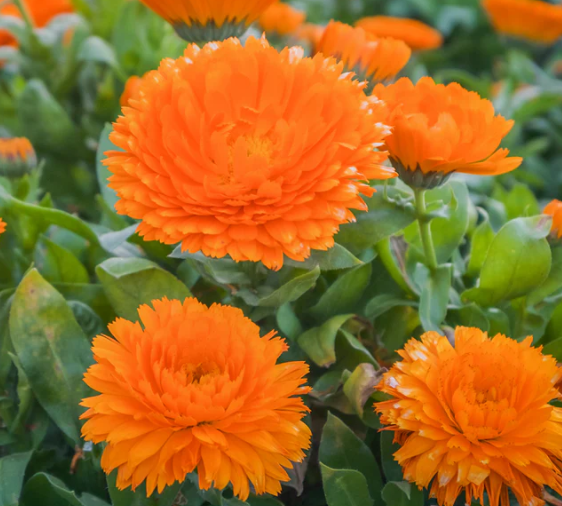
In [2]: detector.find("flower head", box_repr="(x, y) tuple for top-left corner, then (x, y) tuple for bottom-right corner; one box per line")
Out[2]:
(483, 0), (562, 45)
(139, 0), (279, 42)
(544, 199), (562, 239)
(0, 218), (6, 236)
(0, 137), (37, 178)
(81, 297), (311, 499)
(316, 21), (411, 83)
(372, 77), (522, 188)
(104, 37), (393, 270)
(355, 16), (443, 51)
(376, 326), (562, 506)
(258, 2), (306, 36)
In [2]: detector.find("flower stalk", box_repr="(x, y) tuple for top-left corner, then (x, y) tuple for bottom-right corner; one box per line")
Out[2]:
(11, 0), (34, 32)
(414, 187), (438, 272)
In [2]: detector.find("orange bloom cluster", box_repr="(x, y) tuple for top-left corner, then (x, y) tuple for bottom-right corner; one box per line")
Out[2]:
(0, 0), (73, 47)
(316, 21), (411, 82)
(376, 326), (562, 506)
(139, 0), (279, 41)
(258, 2), (306, 36)
(483, 0), (562, 45)
(119, 72), (158, 107)
(0, 218), (6, 236)
(356, 16), (443, 51)
(373, 77), (521, 187)
(0, 137), (37, 177)
(105, 37), (393, 270)
(544, 199), (562, 239)
(81, 297), (311, 499)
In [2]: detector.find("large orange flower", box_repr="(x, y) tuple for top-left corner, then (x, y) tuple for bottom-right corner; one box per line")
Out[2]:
(0, 218), (6, 236)
(0, 137), (37, 177)
(316, 21), (411, 82)
(0, 0), (73, 47)
(355, 16), (443, 51)
(376, 326), (562, 506)
(544, 199), (562, 239)
(139, 0), (279, 42)
(372, 77), (521, 187)
(104, 37), (393, 270)
(81, 297), (311, 499)
(483, 0), (562, 45)
(258, 2), (306, 36)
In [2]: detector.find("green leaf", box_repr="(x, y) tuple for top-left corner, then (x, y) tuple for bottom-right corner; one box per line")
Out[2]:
(543, 337), (562, 362)
(466, 215), (495, 278)
(276, 303), (303, 341)
(96, 124), (120, 211)
(336, 330), (377, 371)
(419, 264), (452, 332)
(78, 36), (119, 69)
(320, 413), (383, 505)
(528, 246), (562, 306)
(320, 464), (373, 506)
(448, 304), (490, 331)
(8, 353), (32, 433)
(310, 263), (372, 321)
(96, 258), (192, 321)
(9, 269), (92, 443)
(494, 183), (540, 221)
(381, 432), (403, 482)
(0, 451), (32, 506)
(381, 482), (423, 506)
(343, 363), (382, 418)
(463, 216), (552, 306)
(365, 295), (417, 320)
(285, 244), (363, 271)
(35, 236), (89, 284)
(297, 315), (353, 367)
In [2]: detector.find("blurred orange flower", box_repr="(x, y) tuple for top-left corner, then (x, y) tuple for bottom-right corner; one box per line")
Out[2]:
(483, 0), (562, 45)
(104, 37), (394, 270)
(376, 326), (562, 506)
(356, 16), (443, 51)
(139, 0), (279, 41)
(544, 199), (562, 239)
(316, 21), (411, 82)
(0, 137), (37, 177)
(295, 22), (324, 52)
(0, 0), (73, 46)
(81, 297), (311, 499)
(372, 77), (521, 187)
(0, 218), (6, 236)
(258, 2), (306, 36)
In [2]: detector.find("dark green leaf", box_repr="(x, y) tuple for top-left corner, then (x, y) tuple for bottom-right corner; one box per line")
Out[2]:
(0, 451), (32, 506)
(364, 295), (417, 320)
(285, 244), (363, 271)
(35, 236), (89, 284)
(419, 264), (452, 332)
(543, 337), (562, 362)
(298, 315), (353, 367)
(382, 482), (423, 506)
(276, 303), (303, 341)
(381, 432), (403, 482)
(320, 464), (373, 506)
(107, 472), (181, 506)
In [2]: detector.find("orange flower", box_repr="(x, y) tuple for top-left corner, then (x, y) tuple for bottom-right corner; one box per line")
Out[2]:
(376, 326), (562, 506)
(0, 137), (37, 177)
(483, 0), (562, 45)
(258, 2), (306, 36)
(81, 297), (311, 499)
(119, 73), (156, 107)
(355, 16), (443, 51)
(544, 199), (562, 239)
(139, 0), (279, 42)
(0, 0), (73, 47)
(316, 21), (411, 82)
(0, 218), (6, 236)
(295, 23), (324, 52)
(372, 77), (522, 187)
(104, 37), (394, 270)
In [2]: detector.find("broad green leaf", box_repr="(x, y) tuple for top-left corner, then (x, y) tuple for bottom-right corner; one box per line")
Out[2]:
(544, 337), (562, 362)
(419, 264), (452, 332)
(528, 246), (562, 306)
(320, 464), (373, 506)
(285, 244), (363, 271)
(310, 263), (372, 321)
(96, 258), (191, 321)
(494, 183), (540, 221)
(365, 294), (417, 320)
(336, 330), (377, 371)
(9, 269), (92, 443)
(463, 216), (552, 306)
(448, 304), (490, 331)
(35, 236), (89, 284)
(319, 413), (383, 504)
(343, 363), (381, 418)
(78, 36), (119, 69)
(0, 451), (31, 506)
(276, 303), (303, 341)
(297, 315), (353, 367)
(96, 124), (119, 210)
(381, 432), (403, 482)
(107, 472), (182, 506)
(466, 215), (495, 278)
(382, 482), (423, 506)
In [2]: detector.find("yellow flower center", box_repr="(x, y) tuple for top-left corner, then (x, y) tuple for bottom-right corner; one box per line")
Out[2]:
(182, 362), (220, 384)
(245, 135), (274, 164)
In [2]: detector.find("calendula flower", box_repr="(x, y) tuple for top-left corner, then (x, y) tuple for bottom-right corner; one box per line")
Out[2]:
(119, 73), (157, 107)
(0, 137), (37, 178)
(81, 297), (311, 499)
(139, 0), (279, 42)
(295, 23), (324, 52)
(104, 37), (393, 270)
(355, 16), (443, 51)
(376, 326), (562, 506)
(483, 0), (562, 45)
(258, 2), (306, 36)
(316, 21), (411, 83)
(0, 218), (6, 235)
(544, 199), (562, 239)
(372, 77), (522, 188)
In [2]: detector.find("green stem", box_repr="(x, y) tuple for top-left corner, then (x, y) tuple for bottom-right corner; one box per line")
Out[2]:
(12, 0), (34, 32)
(414, 188), (438, 272)
(375, 237), (415, 297)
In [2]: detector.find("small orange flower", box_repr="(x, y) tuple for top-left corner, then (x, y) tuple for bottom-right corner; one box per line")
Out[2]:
(483, 0), (562, 45)
(316, 21), (411, 82)
(544, 199), (562, 239)
(104, 37), (393, 270)
(258, 2), (306, 36)
(372, 77), (522, 187)
(376, 326), (562, 506)
(119, 73), (155, 107)
(295, 23), (324, 52)
(139, 0), (279, 42)
(0, 218), (6, 236)
(0, 137), (37, 177)
(81, 297), (311, 499)
(356, 16), (443, 51)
